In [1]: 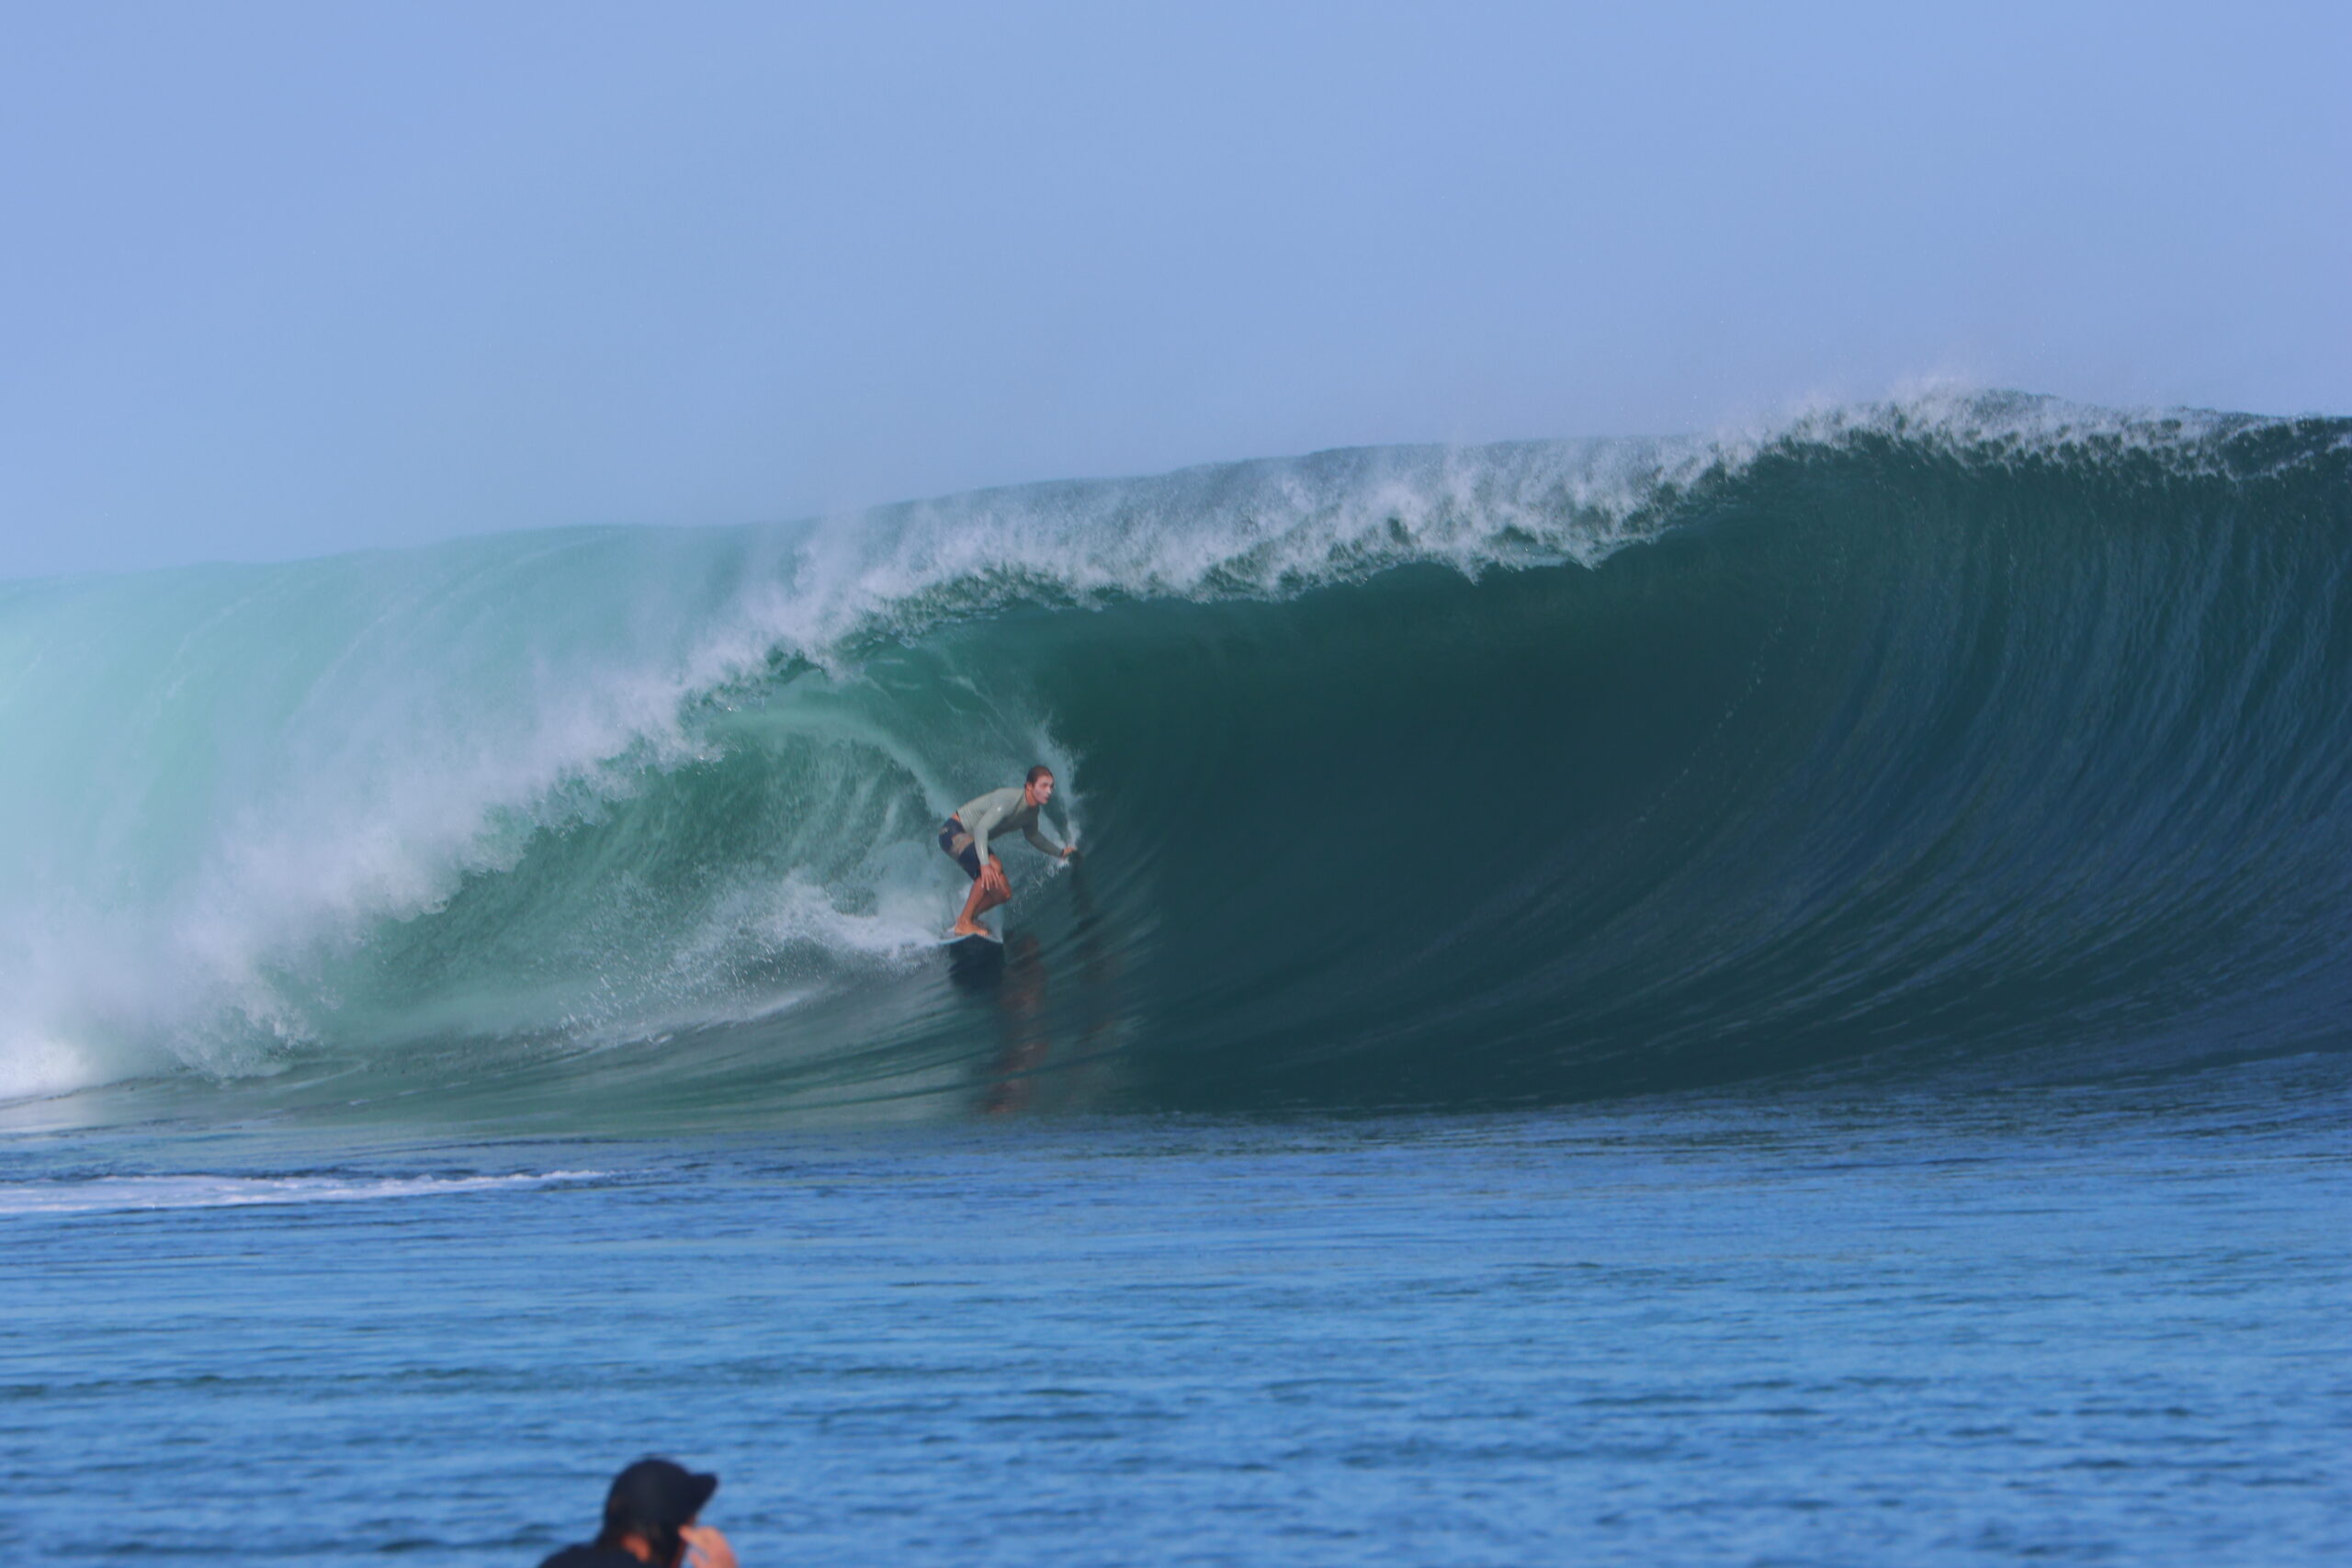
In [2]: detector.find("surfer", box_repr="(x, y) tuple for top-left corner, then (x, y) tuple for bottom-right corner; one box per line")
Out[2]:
(942, 765), (1076, 939)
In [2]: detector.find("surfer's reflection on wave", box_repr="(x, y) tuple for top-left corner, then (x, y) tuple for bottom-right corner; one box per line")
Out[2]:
(981, 933), (1052, 1114)
(951, 866), (1129, 1114)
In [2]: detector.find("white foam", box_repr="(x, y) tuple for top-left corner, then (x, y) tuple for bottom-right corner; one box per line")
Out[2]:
(0, 1170), (605, 1216)
(0, 1032), (106, 1104)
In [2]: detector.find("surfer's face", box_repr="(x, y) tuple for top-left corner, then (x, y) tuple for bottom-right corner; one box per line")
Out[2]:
(1026, 773), (1055, 807)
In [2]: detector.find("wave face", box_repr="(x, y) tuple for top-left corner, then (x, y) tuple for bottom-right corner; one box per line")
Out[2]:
(4, 392), (2349, 1118)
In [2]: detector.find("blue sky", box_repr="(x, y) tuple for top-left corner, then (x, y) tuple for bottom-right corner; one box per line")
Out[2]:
(3, 1), (2345, 579)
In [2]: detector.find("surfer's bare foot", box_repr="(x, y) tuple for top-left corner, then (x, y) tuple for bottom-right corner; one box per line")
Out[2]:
(951, 922), (991, 939)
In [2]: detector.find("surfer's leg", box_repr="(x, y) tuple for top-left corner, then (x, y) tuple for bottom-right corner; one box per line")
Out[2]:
(954, 875), (994, 936)
(972, 856), (1012, 918)
(944, 821), (996, 937)
(953, 862), (1009, 936)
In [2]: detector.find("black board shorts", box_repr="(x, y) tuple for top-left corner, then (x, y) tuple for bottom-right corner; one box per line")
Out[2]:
(940, 818), (983, 881)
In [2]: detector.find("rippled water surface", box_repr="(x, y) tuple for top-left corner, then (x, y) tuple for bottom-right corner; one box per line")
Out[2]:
(4, 1062), (2346, 1566)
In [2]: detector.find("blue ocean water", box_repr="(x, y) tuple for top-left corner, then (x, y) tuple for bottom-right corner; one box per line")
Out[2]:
(3, 1070), (2347, 1565)
(4, 393), (2349, 1561)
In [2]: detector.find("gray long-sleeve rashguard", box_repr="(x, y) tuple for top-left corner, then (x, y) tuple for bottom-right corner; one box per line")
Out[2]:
(955, 786), (1067, 866)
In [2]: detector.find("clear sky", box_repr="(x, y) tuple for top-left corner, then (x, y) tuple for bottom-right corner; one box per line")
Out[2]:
(3, 1), (2345, 580)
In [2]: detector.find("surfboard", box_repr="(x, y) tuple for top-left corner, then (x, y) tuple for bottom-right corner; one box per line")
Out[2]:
(946, 929), (1005, 983)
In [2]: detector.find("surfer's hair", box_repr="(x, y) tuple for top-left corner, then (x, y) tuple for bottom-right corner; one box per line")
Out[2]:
(1026, 764), (1054, 784)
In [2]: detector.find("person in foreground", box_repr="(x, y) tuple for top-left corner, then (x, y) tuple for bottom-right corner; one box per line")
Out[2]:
(537, 1456), (737, 1568)
(941, 764), (1077, 939)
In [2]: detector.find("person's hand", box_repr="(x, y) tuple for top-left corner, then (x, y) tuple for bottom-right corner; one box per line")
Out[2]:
(1061, 845), (1080, 861)
(983, 860), (1011, 895)
(680, 1524), (738, 1568)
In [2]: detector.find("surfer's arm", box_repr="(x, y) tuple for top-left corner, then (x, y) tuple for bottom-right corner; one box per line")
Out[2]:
(1022, 823), (1067, 857)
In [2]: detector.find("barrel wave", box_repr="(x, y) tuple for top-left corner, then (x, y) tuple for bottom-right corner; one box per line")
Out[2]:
(5, 393), (2348, 1122)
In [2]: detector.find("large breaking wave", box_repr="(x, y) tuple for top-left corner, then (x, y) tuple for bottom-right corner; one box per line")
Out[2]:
(4, 391), (2348, 1121)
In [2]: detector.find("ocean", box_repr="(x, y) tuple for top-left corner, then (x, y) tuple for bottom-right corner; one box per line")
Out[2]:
(2, 391), (2346, 1562)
